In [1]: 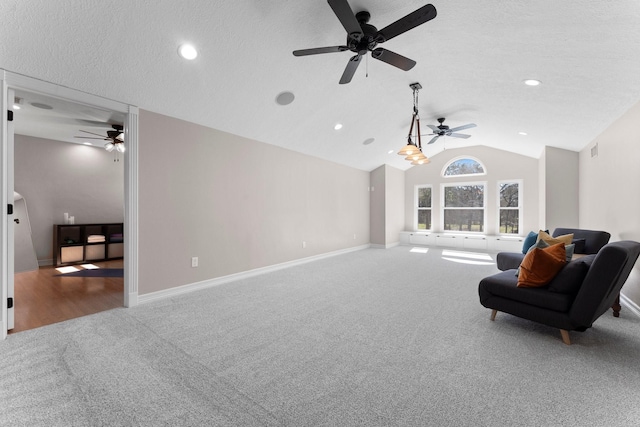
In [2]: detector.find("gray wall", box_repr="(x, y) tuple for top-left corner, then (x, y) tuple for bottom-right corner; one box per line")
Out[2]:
(138, 110), (370, 295)
(370, 166), (385, 246)
(14, 135), (124, 263)
(403, 146), (540, 234)
(579, 100), (640, 306)
(370, 165), (405, 247)
(541, 146), (579, 231)
(385, 165), (405, 246)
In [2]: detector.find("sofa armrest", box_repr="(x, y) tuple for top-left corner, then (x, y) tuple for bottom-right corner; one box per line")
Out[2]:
(496, 252), (524, 271)
(570, 241), (640, 328)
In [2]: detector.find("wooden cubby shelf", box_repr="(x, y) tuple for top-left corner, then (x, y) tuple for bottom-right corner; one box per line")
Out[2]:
(53, 223), (124, 266)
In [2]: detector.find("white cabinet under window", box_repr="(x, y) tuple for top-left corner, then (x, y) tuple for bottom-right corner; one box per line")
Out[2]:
(408, 233), (435, 246)
(488, 236), (523, 252)
(435, 234), (463, 248)
(401, 231), (522, 252)
(462, 235), (488, 250)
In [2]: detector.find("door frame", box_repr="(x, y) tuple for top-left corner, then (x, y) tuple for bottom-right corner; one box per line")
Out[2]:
(1, 70), (139, 339)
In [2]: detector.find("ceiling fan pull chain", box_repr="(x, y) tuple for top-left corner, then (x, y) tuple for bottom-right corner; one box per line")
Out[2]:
(366, 53), (369, 78)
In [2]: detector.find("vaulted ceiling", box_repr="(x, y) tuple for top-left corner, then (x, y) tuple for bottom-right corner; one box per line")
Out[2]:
(2, 1), (640, 171)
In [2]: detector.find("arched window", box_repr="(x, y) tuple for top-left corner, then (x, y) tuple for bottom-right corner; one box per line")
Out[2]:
(442, 157), (486, 177)
(440, 156), (487, 233)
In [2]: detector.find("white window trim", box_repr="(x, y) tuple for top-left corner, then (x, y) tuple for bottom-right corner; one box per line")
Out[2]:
(415, 184), (433, 231)
(440, 181), (487, 234)
(441, 155), (487, 178)
(497, 179), (523, 236)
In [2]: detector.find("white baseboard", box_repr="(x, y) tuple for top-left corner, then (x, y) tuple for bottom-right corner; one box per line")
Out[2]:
(138, 244), (370, 305)
(125, 292), (138, 308)
(370, 242), (400, 249)
(620, 293), (640, 318)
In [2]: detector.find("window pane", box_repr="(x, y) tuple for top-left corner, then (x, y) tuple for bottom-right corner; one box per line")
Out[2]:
(500, 183), (519, 207)
(500, 210), (519, 234)
(418, 187), (431, 208)
(444, 185), (484, 207)
(444, 158), (485, 176)
(444, 209), (484, 232)
(418, 210), (431, 230)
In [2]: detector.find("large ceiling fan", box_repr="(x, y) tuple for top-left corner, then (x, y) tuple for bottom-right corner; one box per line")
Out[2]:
(425, 118), (477, 145)
(293, 0), (437, 84)
(75, 124), (125, 152)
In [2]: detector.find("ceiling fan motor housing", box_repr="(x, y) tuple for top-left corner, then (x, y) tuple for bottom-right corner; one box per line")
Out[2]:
(347, 11), (379, 53)
(437, 117), (449, 134)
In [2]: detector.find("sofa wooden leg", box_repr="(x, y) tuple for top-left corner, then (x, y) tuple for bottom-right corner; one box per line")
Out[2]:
(490, 309), (497, 321)
(560, 329), (571, 345)
(612, 294), (621, 318)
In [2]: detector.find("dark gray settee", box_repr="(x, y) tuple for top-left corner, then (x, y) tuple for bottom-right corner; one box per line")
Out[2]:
(496, 228), (611, 271)
(479, 240), (640, 344)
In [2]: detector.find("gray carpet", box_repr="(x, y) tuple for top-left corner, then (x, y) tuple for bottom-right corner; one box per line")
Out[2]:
(2, 246), (640, 426)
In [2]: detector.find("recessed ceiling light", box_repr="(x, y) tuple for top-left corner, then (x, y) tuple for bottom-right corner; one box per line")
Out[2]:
(523, 79), (541, 86)
(388, 150), (395, 154)
(275, 91), (295, 106)
(334, 123), (343, 130)
(518, 131), (528, 136)
(12, 104), (20, 110)
(363, 138), (375, 145)
(178, 43), (198, 60)
(83, 142), (92, 145)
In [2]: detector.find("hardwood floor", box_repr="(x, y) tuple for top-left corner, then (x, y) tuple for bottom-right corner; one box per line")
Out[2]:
(10, 259), (124, 334)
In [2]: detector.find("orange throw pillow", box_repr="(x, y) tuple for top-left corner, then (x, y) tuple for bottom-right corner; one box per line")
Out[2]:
(517, 242), (567, 288)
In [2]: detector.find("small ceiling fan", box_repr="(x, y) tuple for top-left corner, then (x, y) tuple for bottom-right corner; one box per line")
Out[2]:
(75, 124), (125, 152)
(425, 118), (477, 145)
(293, 0), (437, 84)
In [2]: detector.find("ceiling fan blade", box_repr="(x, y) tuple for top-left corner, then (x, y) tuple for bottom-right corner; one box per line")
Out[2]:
(426, 124), (440, 132)
(74, 136), (107, 140)
(78, 129), (109, 137)
(339, 55), (362, 84)
(375, 4), (437, 43)
(449, 133), (471, 139)
(293, 46), (349, 56)
(371, 48), (416, 70)
(328, 0), (363, 39)
(427, 135), (440, 144)
(448, 123), (477, 133)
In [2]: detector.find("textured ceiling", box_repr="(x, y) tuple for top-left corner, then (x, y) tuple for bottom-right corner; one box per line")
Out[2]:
(2, 0), (640, 171)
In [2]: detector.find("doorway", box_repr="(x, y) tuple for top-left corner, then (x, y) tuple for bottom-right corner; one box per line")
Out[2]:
(1, 69), (139, 339)
(11, 130), (125, 332)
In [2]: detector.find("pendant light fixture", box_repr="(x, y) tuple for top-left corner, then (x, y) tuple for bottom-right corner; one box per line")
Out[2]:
(398, 82), (429, 165)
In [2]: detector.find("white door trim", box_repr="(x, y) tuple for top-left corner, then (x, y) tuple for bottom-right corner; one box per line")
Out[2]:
(0, 70), (139, 338)
(1, 78), (9, 339)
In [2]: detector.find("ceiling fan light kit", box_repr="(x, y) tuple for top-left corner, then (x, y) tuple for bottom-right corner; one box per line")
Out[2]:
(293, 0), (437, 84)
(75, 124), (125, 160)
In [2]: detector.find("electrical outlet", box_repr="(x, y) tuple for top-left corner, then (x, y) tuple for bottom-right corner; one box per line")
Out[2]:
(353, 233), (357, 240)
(191, 257), (198, 267)
(302, 241), (306, 249)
